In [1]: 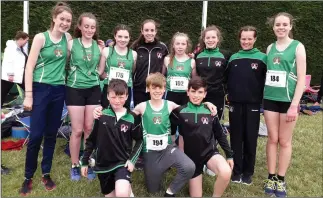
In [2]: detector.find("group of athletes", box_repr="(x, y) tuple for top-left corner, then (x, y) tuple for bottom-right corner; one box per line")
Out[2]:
(12, 1), (306, 197)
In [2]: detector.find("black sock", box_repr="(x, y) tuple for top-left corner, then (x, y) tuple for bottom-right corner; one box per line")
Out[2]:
(277, 175), (285, 182)
(268, 173), (276, 180)
(164, 192), (175, 197)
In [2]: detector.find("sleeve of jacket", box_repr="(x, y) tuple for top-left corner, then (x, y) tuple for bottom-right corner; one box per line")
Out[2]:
(81, 119), (99, 166)
(2, 46), (15, 75)
(170, 106), (181, 136)
(212, 116), (234, 159)
(129, 114), (143, 164)
(221, 49), (233, 94)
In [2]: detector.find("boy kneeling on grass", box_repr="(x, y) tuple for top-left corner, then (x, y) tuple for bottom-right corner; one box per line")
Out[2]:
(93, 73), (217, 197)
(81, 79), (142, 197)
(170, 76), (234, 197)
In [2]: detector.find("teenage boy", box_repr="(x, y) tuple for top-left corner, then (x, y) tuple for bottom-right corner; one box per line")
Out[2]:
(93, 72), (217, 197)
(81, 79), (142, 197)
(170, 76), (234, 197)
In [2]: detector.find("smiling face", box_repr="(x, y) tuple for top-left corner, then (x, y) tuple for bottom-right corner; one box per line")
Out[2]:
(187, 87), (207, 105)
(78, 17), (96, 40)
(141, 22), (157, 43)
(147, 85), (165, 100)
(240, 31), (256, 50)
(53, 10), (72, 33)
(273, 15), (292, 39)
(114, 30), (130, 48)
(204, 30), (219, 49)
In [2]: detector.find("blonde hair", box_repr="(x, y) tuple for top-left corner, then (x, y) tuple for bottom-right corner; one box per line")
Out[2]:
(146, 72), (166, 88)
(168, 32), (192, 69)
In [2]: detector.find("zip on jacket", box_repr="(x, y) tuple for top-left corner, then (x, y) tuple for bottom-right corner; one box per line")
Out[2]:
(133, 40), (168, 91)
(81, 107), (143, 173)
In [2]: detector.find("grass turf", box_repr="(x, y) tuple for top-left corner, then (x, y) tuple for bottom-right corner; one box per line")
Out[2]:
(1, 110), (322, 197)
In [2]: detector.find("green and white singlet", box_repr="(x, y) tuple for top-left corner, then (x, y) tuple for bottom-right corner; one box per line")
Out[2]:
(33, 31), (68, 85)
(104, 46), (134, 87)
(66, 38), (101, 88)
(264, 40), (300, 102)
(166, 57), (192, 92)
(142, 100), (172, 152)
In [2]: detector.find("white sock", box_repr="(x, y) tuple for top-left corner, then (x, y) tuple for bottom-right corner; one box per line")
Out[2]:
(166, 189), (173, 195)
(130, 190), (135, 197)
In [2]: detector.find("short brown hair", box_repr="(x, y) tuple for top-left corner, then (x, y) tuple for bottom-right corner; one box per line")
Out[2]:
(146, 72), (166, 88)
(14, 31), (29, 40)
(107, 79), (128, 96)
(188, 76), (207, 91)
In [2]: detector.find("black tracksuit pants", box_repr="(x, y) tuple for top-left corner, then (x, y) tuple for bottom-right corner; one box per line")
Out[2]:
(229, 102), (260, 177)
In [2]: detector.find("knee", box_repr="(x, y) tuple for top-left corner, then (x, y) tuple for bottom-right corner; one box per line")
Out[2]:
(83, 124), (93, 134)
(71, 130), (83, 138)
(115, 188), (129, 197)
(182, 161), (196, 177)
(279, 140), (292, 149)
(218, 165), (232, 182)
(268, 136), (278, 145)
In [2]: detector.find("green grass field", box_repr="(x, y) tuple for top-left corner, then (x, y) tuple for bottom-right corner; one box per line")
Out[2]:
(1, 109), (322, 197)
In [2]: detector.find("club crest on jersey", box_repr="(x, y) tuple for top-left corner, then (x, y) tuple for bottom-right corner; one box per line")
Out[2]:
(120, 124), (129, 132)
(83, 54), (92, 61)
(273, 57), (280, 64)
(251, 63), (258, 70)
(215, 61), (222, 67)
(201, 117), (209, 124)
(157, 52), (162, 59)
(176, 65), (184, 71)
(118, 61), (125, 68)
(54, 49), (63, 57)
(153, 116), (162, 124)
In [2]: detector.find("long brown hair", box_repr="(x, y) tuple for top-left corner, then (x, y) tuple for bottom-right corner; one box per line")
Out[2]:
(267, 12), (295, 38)
(198, 25), (223, 50)
(131, 19), (160, 49)
(74, 12), (99, 41)
(110, 24), (132, 60)
(168, 32), (192, 69)
(50, 2), (72, 30)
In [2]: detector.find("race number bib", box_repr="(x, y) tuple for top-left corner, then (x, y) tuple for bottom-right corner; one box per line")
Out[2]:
(265, 70), (287, 87)
(170, 76), (189, 90)
(109, 67), (130, 83)
(146, 134), (168, 151)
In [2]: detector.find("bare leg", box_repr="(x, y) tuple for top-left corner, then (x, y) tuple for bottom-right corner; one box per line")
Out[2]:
(277, 113), (298, 176)
(68, 106), (85, 164)
(189, 174), (203, 197)
(207, 155), (232, 197)
(264, 110), (280, 174)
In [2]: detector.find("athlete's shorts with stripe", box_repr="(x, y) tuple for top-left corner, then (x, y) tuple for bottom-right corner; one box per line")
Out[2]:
(65, 85), (101, 106)
(263, 99), (292, 113)
(191, 149), (221, 178)
(97, 167), (131, 195)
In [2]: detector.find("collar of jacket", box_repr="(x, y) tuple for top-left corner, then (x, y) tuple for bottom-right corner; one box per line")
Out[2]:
(238, 48), (260, 54)
(204, 47), (220, 54)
